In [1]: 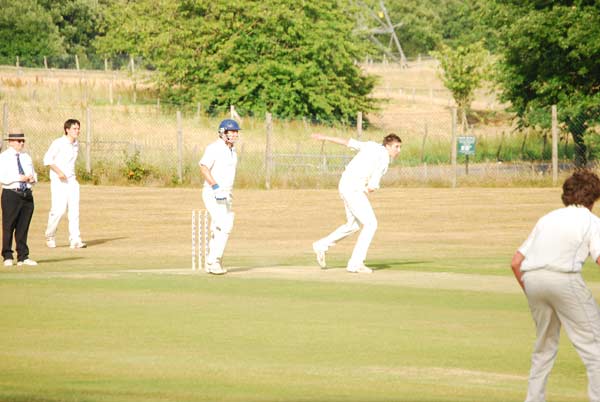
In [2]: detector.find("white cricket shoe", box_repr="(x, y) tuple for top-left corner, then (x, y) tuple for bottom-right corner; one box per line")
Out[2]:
(312, 242), (327, 269)
(3, 259), (13, 267)
(346, 263), (373, 274)
(70, 239), (87, 249)
(17, 259), (38, 266)
(46, 237), (56, 248)
(206, 262), (227, 275)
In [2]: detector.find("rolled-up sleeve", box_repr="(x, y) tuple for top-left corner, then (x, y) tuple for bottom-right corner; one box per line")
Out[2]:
(199, 143), (216, 169)
(518, 224), (539, 257)
(43, 140), (58, 166)
(347, 139), (364, 151)
(589, 217), (600, 262)
(0, 153), (17, 185)
(24, 154), (37, 184)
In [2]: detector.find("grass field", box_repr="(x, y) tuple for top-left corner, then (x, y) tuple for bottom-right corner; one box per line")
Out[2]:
(1, 184), (599, 401)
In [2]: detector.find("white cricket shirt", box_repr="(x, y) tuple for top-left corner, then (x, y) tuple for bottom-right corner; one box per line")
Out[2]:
(43, 136), (79, 181)
(0, 147), (37, 190)
(339, 139), (391, 192)
(199, 139), (237, 192)
(519, 205), (600, 273)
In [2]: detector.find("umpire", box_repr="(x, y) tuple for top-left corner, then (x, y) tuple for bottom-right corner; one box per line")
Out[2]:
(0, 130), (38, 267)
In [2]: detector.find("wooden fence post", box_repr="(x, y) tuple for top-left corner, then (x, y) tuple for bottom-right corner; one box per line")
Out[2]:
(265, 112), (273, 190)
(421, 121), (428, 163)
(356, 111), (362, 139)
(176, 110), (183, 184)
(1, 103), (8, 151)
(552, 105), (558, 186)
(85, 107), (92, 174)
(451, 107), (458, 188)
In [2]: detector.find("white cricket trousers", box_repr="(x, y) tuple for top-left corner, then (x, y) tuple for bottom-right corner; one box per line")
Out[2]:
(523, 270), (600, 402)
(45, 178), (81, 242)
(202, 187), (234, 265)
(315, 188), (377, 266)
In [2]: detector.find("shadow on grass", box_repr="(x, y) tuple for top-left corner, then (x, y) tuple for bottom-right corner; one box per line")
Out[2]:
(86, 237), (128, 246)
(226, 259), (434, 273)
(37, 256), (84, 264)
(371, 260), (433, 271)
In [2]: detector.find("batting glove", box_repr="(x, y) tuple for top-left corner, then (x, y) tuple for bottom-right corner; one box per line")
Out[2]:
(212, 184), (228, 202)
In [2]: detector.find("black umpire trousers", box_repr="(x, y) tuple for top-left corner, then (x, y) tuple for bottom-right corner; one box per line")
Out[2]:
(1, 188), (34, 262)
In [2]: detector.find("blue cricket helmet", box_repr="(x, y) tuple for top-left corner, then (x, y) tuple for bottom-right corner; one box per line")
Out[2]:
(218, 119), (241, 134)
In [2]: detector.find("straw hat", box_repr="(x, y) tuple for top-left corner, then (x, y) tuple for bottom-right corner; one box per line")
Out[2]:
(3, 130), (26, 141)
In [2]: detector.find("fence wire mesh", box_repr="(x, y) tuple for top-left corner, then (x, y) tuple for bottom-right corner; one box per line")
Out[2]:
(1, 66), (597, 188)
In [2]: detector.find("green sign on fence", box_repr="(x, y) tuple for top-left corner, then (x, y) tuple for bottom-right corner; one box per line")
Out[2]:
(458, 136), (476, 156)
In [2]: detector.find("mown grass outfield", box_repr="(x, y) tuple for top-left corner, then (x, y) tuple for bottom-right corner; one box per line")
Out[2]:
(1, 184), (599, 402)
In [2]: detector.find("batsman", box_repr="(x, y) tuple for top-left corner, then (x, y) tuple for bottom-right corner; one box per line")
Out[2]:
(198, 119), (240, 275)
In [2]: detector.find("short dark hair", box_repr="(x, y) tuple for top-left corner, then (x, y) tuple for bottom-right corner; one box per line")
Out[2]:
(382, 133), (401, 146)
(64, 119), (80, 134)
(561, 169), (600, 208)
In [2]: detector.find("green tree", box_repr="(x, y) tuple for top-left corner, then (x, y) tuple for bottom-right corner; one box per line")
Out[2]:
(0, 0), (64, 66)
(95, 0), (176, 70)
(96, 0), (376, 122)
(357, 0), (441, 59)
(431, 41), (489, 128)
(357, 0), (497, 59)
(493, 0), (600, 166)
(385, 0), (441, 57)
(38, 0), (108, 68)
(439, 0), (502, 51)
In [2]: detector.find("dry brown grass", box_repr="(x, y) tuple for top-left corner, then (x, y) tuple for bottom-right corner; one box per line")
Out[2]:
(363, 61), (513, 138)
(0, 63), (532, 188)
(14, 183), (567, 275)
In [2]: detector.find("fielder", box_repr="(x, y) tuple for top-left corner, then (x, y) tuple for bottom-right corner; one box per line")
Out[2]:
(43, 119), (86, 249)
(311, 133), (402, 273)
(511, 169), (600, 402)
(199, 119), (239, 275)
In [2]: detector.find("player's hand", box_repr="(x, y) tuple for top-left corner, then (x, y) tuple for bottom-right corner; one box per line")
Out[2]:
(311, 133), (325, 141)
(212, 184), (228, 202)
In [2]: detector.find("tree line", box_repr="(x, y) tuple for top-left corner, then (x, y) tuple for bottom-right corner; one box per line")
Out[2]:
(0, 0), (598, 166)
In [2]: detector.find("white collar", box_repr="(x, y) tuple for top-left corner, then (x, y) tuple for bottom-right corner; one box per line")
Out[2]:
(6, 146), (20, 155)
(61, 135), (78, 145)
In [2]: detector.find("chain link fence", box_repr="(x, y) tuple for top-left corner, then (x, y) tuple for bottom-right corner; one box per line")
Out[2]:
(1, 66), (596, 188)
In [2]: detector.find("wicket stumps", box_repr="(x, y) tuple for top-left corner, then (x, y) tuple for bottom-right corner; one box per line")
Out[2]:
(191, 209), (210, 271)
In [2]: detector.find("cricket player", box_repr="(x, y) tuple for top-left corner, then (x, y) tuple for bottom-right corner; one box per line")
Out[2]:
(511, 169), (600, 402)
(43, 119), (86, 249)
(311, 133), (402, 273)
(199, 119), (239, 275)
(0, 131), (38, 267)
